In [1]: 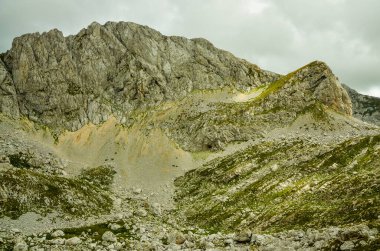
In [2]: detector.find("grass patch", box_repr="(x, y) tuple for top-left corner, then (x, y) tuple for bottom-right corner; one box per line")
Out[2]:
(8, 152), (33, 169)
(175, 134), (380, 233)
(79, 165), (116, 189)
(0, 168), (114, 219)
(47, 221), (136, 241)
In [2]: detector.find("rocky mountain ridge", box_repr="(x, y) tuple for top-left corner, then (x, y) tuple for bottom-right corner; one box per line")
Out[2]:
(0, 21), (279, 132)
(343, 84), (380, 126)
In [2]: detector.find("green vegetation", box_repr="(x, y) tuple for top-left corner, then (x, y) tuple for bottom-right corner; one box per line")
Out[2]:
(47, 221), (136, 241)
(297, 102), (330, 122)
(175, 134), (380, 233)
(255, 72), (295, 102)
(8, 152), (33, 169)
(67, 82), (82, 95)
(0, 168), (113, 219)
(79, 165), (117, 189)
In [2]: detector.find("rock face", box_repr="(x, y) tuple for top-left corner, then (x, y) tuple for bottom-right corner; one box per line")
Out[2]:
(0, 21), (368, 136)
(163, 60), (354, 151)
(0, 21), (278, 131)
(288, 61), (352, 116)
(0, 59), (18, 118)
(343, 84), (380, 126)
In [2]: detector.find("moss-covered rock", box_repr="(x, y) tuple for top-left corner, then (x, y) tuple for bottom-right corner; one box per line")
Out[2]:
(79, 165), (116, 189)
(0, 168), (113, 219)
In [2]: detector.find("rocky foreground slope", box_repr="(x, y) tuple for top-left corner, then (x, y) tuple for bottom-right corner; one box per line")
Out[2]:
(0, 22), (380, 250)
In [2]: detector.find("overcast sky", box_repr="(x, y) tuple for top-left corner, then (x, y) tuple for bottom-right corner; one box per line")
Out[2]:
(1, 0), (379, 97)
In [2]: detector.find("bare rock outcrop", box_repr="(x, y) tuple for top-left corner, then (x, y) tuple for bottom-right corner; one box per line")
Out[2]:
(261, 61), (352, 116)
(343, 84), (380, 126)
(165, 61), (354, 151)
(0, 59), (19, 118)
(1, 21), (279, 131)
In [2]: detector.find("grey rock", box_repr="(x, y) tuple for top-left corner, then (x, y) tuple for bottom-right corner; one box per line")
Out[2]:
(1, 21), (279, 133)
(165, 60), (355, 151)
(151, 202), (162, 216)
(11, 228), (21, 234)
(65, 237), (82, 245)
(340, 240), (355, 250)
(109, 223), (121, 231)
(13, 242), (28, 251)
(234, 229), (252, 243)
(343, 84), (380, 126)
(133, 188), (142, 194)
(224, 238), (234, 246)
(102, 231), (117, 242)
(51, 229), (65, 238)
(49, 238), (65, 245)
(0, 59), (19, 118)
(169, 232), (186, 245)
(136, 208), (147, 217)
(251, 234), (273, 246)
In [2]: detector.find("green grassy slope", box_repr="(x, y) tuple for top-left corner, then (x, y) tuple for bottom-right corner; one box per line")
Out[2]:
(175, 134), (380, 233)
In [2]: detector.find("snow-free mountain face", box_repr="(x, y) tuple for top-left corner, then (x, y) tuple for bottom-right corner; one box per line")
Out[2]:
(343, 84), (380, 126)
(0, 21), (279, 132)
(0, 22), (379, 250)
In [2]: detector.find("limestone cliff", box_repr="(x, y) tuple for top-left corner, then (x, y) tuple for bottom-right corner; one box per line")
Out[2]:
(343, 84), (380, 126)
(0, 21), (356, 143)
(1, 21), (279, 131)
(0, 59), (18, 118)
(162, 61), (354, 151)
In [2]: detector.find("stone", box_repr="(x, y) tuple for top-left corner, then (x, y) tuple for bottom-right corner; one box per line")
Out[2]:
(175, 233), (186, 245)
(151, 202), (162, 216)
(65, 237), (82, 245)
(13, 242), (28, 251)
(102, 231), (117, 242)
(136, 208), (147, 217)
(109, 223), (122, 231)
(167, 231), (186, 245)
(88, 243), (97, 249)
(50, 238), (65, 245)
(133, 188), (142, 194)
(224, 238), (234, 246)
(114, 242), (124, 250)
(234, 229), (252, 243)
(51, 230), (65, 238)
(340, 241), (355, 250)
(11, 228), (21, 234)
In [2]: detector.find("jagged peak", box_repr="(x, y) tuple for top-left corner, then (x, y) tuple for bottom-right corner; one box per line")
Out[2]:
(0, 20), (281, 130)
(261, 60), (352, 116)
(296, 61), (352, 116)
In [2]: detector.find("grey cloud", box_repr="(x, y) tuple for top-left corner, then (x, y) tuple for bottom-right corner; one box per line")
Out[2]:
(0, 0), (379, 96)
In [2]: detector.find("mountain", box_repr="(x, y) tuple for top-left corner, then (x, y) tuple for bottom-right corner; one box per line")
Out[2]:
(343, 84), (380, 126)
(0, 21), (379, 250)
(0, 21), (278, 132)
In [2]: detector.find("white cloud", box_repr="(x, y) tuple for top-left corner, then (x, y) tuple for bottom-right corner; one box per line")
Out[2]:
(242, 0), (271, 15)
(361, 86), (380, 98)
